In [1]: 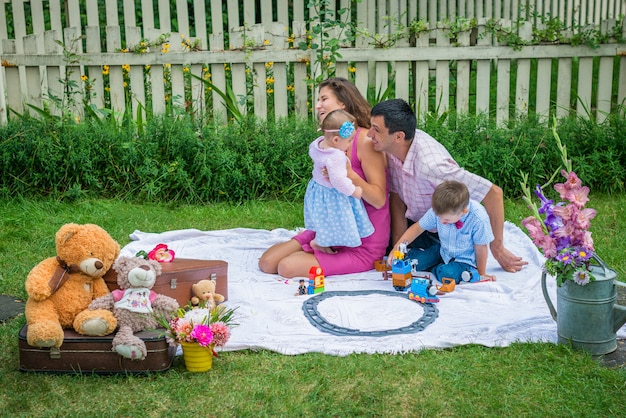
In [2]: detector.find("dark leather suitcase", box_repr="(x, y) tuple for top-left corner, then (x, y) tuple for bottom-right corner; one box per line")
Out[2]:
(18, 325), (175, 374)
(104, 258), (228, 306)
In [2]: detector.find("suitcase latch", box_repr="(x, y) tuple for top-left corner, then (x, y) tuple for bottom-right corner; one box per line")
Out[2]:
(210, 273), (217, 280)
(50, 347), (61, 359)
(170, 278), (177, 289)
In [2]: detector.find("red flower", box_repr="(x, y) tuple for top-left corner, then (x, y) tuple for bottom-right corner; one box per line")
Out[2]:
(148, 243), (175, 262)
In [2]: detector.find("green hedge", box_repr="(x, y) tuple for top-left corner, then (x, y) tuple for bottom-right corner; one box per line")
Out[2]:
(1, 112), (624, 203)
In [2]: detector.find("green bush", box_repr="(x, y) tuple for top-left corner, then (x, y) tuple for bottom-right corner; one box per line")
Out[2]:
(1, 112), (625, 203)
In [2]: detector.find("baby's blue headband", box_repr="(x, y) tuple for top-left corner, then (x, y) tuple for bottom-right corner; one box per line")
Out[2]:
(324, 121), (355, 139)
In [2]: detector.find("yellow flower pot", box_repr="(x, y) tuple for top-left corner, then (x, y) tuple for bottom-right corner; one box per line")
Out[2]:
(179, 341), (213, 372)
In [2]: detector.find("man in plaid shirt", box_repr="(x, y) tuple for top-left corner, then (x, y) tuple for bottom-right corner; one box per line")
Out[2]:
(368, 99), (527, 273)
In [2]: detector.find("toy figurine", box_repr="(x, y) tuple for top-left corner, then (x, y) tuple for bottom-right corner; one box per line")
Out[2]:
(295, 279), (307, 296)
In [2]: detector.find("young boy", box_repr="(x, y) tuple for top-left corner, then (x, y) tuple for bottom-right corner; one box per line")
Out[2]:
(387, 180), (496, 284)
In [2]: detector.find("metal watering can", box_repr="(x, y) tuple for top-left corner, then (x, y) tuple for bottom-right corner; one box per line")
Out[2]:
(541, 255), (626, 355)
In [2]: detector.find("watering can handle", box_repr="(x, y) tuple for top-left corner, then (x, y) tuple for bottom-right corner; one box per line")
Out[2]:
(540, 270), (557, 321)
(591, 254), (611, 277)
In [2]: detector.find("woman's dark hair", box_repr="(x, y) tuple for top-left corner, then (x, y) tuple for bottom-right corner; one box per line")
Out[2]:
(370, 99), (416, 140)
(318, 78), (371, 128)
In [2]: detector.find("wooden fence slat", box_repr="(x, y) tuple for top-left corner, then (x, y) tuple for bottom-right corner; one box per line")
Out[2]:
(515, 21), (533, 119)
(395, 60), (410, 103)
(227, 0), (239, 30)
(496, 59), (511, 126)
(596, 56), (614, 123)
(124, 0), (136, 27)
(535, 58), (552, 123)
(158, 0), (171, 32)
(475, 20), (491, 116)
(269, 22), (288, 118)
(168, 32), (186, 111)
(456, 30), (471, 115)
(141, 0), (155, 31)
(86, 0), (99, 26)
(31, 0), (45, 37)
(193, 0), (208, 49)
(576, 57), (594, 119)
(3, 39), (23, 116)
(85, 26), (105, 110)
(126, 26), (145, 121)
(190, 63), (204, 115)
(64, 27), (85, 119)
(435, 24), (450, 117)
(176, 0), (190, 38)
(12, 0), (27, 54)
(413, 33), (429, 121)
(23, 34), (43, 111)
(277, 0), (288, 24)
(556, 58), (573, 119)
(105, 0), (118, 28)
(244, 0), (255, 26)
(1, 1), (9, 41)
(105, 25), (126, 116)
(253, 61), (267, 119)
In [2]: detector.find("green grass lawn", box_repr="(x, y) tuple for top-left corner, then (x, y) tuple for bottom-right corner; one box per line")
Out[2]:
(1, 197), (625, 417)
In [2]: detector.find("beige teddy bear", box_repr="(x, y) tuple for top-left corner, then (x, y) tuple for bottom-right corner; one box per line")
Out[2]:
(89, 256), (179, 360)
(190, 279), (225, 311)
(24, 223), (120, 348)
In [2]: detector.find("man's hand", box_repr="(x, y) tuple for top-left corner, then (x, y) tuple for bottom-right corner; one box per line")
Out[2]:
(490, 243), (527, 273)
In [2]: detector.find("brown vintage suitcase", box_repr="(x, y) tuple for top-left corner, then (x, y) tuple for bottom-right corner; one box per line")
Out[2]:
(18, 325), (175, 374)
(104, 258), (228, 307)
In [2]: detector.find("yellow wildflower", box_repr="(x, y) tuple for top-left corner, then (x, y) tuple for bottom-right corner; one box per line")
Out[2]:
(102, 65), (109, 75)
(265, 62), (273, 69)
(266, 77), (275, 84)
(122, 64), (130, 72)
(267, 88), (274, 94)
(263, 39), (270, 45)
(348, 66), (356, 73)
(81, 75), (88, 81)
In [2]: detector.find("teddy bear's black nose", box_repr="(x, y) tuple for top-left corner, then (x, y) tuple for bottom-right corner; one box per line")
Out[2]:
(95, 261), (103, 269)
(139, 265), (150, 271)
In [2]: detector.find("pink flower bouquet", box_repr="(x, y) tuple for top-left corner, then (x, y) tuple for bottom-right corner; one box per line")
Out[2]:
(154, 302), (237, 355)
(521, 121), (596, 286)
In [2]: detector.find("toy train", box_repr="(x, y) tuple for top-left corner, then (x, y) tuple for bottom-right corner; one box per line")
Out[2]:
(408, 277), (439, 303)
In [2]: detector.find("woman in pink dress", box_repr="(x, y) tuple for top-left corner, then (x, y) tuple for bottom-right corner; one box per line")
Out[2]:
(258, 78), (390, 277)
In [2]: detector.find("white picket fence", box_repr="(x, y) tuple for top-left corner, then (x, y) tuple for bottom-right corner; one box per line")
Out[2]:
(0, 0), (625, 126)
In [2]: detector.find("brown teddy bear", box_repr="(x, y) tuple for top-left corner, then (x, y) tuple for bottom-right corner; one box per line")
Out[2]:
(89, 256), (179, 360)
(190, 279), (225, 311)
(24, 223), (120, 348)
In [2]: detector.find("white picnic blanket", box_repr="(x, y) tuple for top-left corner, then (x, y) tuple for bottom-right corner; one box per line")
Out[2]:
(119, 222), (626, 356)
